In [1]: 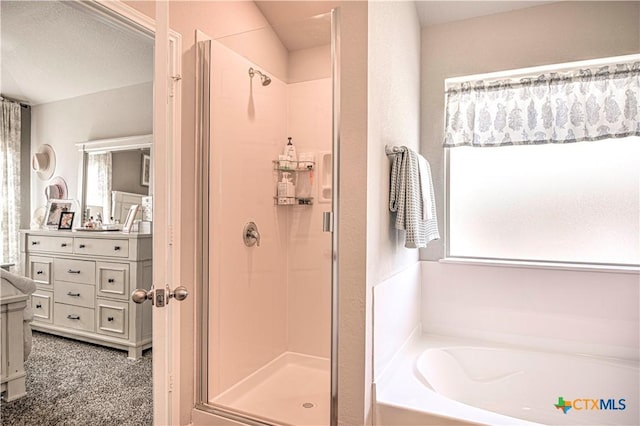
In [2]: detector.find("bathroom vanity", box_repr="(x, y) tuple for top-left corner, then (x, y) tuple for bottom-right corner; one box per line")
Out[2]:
(19, 230), (152, 359)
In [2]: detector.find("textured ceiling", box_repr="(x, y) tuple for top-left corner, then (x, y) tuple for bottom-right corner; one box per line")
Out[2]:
(1, 1), (153, 106)
(415, 1), (556, 27)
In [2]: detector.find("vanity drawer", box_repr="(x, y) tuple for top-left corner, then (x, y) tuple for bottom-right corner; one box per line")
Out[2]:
(96, 300), (129, 339)
(54, 258), (96, 285)
(29, 256), (53, 286)
(97, 263), (129, 300)
(27, 235), (73, 254)
(74, 238), (129, 258)
(31, 291), (54, 323)
(54, 303), (95, 332)
(55, 281), (95, 308)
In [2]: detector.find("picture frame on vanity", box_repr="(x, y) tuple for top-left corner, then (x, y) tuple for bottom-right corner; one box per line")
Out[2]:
(44, 199), (73, 229)
(122, 204), (139, 233)
(58, 212), (75, 230)
(141, 153), (150, 187)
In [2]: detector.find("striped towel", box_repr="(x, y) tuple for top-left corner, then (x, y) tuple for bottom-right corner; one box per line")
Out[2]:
(389, 146), (439, 248)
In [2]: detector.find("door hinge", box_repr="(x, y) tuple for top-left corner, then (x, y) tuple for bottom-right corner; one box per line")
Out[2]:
(169, 74), (181, 98)
(168, 373), (174, 392)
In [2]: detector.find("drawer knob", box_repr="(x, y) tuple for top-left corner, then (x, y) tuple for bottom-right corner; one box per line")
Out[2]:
(67, 269), (81, 274)
(114, 246), (121, 251)
(79, 244), (86, 249)
(108, 278), (115, 283)
(31, 241), (40, 245)
(107, 316), (114, 322)
(61, 243), (68, 247)
(36, 270), (44, 275)
(67, 291), (81, 297)
(67, 314), (80, 320)
(36, 303), (42, 309)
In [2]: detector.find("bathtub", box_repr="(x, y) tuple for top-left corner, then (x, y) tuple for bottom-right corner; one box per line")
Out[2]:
(374, 334), (639, 425)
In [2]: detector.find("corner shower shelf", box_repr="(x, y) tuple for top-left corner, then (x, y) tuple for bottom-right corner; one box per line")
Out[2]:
(273, 160), (315, 206)
(273, 196), (314, 206)
(272, 160), (315, 172)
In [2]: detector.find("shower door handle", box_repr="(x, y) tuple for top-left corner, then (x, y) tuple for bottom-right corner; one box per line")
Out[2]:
(322, 212), (333, 233)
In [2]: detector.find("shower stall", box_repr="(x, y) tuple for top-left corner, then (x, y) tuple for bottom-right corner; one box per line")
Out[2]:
(195, 9), (339, 426)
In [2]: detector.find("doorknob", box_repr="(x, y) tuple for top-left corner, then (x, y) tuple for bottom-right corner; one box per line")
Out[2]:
(131, 285), (188, 307)
(132, 288), (154, 304)
(168, 285), (188, 301)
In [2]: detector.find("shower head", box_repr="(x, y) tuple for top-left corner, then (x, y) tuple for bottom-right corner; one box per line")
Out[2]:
(249, 67), (271, 86)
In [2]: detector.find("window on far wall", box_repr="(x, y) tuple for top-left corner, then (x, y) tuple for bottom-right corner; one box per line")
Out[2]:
(447, 137), (640, 265)
(444, 56), (640, 267)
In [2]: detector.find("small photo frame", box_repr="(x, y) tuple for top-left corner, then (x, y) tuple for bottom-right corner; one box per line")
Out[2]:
(58, 212), (75, 230)
(141, 153), (151, 187)
(122, 204), (139, 233)
(44, 199), (73, 229)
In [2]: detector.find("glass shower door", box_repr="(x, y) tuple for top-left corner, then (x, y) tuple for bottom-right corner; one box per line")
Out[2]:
(195, 9), (338, 426)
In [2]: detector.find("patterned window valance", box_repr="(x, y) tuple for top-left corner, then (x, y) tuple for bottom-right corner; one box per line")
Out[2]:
(443, 60), (640, 147)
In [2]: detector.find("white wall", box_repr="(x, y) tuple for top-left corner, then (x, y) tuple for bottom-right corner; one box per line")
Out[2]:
(368, 0), (422, 383)
(420, 0), (640, 260)
(422, 262), (639, 360)
(418, 0), (640, 362)
(208, 40), (289, 397)
(30, 82), (152, 212)
(286, 77), (333, 358)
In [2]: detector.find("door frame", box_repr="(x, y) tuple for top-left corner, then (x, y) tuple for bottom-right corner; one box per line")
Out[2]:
(84, 1), (183, 424)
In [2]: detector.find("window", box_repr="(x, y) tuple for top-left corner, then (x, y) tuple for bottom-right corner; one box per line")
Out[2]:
(444, 56), (640, 266)
(447, 137), (640, 265)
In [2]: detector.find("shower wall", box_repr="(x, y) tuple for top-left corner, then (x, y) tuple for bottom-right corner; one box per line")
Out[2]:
(209, 40), (289, 396)
(209, 39), (332, 397)
(286, 77), (332, 358)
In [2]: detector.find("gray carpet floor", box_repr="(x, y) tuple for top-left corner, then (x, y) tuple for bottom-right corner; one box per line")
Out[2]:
(1, 331), (152, 426)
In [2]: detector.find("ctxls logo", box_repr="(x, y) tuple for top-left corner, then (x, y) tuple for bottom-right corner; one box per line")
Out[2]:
(554, 396), (626, 414)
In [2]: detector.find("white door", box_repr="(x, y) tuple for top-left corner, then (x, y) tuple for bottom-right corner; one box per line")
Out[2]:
(102, 1), (183, 424)
(149, 2), (185, 425)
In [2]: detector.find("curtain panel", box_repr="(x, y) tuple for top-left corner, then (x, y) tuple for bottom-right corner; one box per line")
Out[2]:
(1, 100), (22, 267)
(443, 61), (640, 147)
(86, 152), (112, 220)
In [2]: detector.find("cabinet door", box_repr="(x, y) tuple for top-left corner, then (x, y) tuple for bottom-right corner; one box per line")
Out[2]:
(31, 291), (54, 323)
(97, 262), (130, 300)
(96, 300), (129, 339)
(29, 256), (53, 287)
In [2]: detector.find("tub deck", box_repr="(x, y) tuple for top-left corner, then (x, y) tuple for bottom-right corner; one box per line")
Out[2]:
(374, 333), (638, 426)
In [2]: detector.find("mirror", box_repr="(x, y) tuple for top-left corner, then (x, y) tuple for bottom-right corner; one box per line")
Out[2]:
(76, 134), (152, 226)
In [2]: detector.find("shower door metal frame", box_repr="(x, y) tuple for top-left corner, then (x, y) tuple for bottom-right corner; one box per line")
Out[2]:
(193, 8), (341, 426)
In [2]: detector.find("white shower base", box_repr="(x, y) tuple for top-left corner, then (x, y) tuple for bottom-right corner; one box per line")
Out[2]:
(210, 352), (330, 425)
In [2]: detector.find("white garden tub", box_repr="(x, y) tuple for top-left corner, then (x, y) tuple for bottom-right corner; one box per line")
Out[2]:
(375, 334), (639, 425)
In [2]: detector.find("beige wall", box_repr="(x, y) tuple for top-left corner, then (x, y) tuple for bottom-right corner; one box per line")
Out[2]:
(368, 0), (422, 384)
(421, 1), (640, 260)
(30, 82), (152, 215)
(335, 2), (370, 425)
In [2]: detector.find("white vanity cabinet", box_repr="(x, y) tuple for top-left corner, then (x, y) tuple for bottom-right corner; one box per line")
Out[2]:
(19, 230), (152, 359)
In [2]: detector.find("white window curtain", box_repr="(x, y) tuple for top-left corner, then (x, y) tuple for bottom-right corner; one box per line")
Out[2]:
(86, 152), (112, 220)
(1, 100), (22, 268)
(443, 60), (640, 147)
